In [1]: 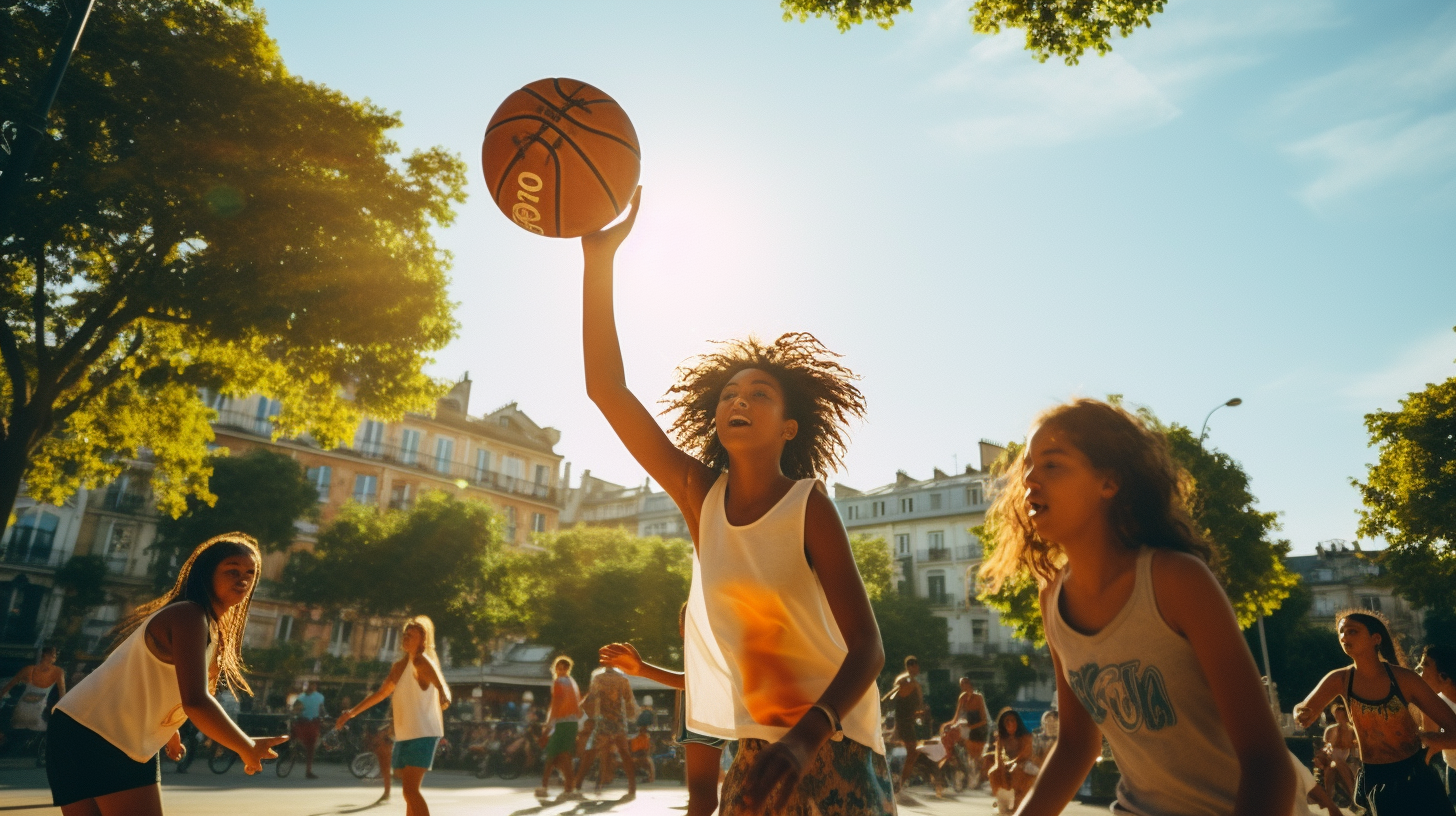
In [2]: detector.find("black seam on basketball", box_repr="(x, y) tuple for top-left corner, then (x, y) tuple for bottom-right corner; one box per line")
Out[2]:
(496, 116), (622, 213)
(490, 120), (553, 201)
(551, 140), (562, 236)
(521, 87), (641, 159)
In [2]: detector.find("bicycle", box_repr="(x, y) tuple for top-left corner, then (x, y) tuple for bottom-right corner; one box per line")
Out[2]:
(273, 737), (297, 777)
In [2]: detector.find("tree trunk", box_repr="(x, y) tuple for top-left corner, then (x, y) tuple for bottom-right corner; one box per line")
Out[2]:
(0, 410), (43, 535)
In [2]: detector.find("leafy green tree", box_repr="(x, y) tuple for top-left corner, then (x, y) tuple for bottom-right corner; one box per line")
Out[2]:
(523, 526), (693, 685)
(285, 492), (514, 663)
(151, 448), (320, 589)
(850, 532), (894, 601)
(51, 553), (108, 659)
(780, 0), (1167, 64)
(976, 405), (1297, 644)
(0, 0), (463, 529)
(1353, 355), (1456, 614)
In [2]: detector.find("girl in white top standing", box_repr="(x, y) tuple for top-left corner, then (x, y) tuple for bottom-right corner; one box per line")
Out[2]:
(46, 533), (287, 815)
(979, 399), (1318, 816)
(336, 616), (450, 816)
(580, 189), (892, 815)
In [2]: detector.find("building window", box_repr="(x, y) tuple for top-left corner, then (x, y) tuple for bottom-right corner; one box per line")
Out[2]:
(845, 505), (859, 520)
(534, 464), (549, 485)
(253, 397), (281, 435)
(305, 466), (332, 503)
(400, 429), (421, 465)
(1360, 595), (1382, 613)
(872, 500), (885, 517)
(499, 416), (510, 427)
(900, 497), (914, 513)
(434, 437), (455, 474)
(927, 572), (948, 604)
(896, 534), (911, 556)
(355, 420), (385, 456)
(329, 618), (354, 656)
(103, 521), (135, 573)
(971, 619), (987, 643)
(352, 474), (378, 504)
(503, 456), (525, 480)
(967, 484), (984, 506)
(275, 615), (295, 642)
(389, 482), (413, 511)
(380, 626), (399, 658)
(505, 507), (518, 543)
(474, 449), (491, 481)
(928, 531), (945, 553)
(532, 512), (546, 533)
(929, 493), (942, 510)
(6, 511), (59, 564)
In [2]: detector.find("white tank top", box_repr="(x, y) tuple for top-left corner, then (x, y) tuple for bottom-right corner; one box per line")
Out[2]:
(392, 660), (444, 741)
(9, 680), (55, 731)
(684, 474), (885, 753)
(55, 607), (217, 763)
(1045, 549), (1311, 816)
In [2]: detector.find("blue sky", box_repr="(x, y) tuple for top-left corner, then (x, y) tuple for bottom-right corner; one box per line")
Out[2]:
(255, 0), (1456, 555)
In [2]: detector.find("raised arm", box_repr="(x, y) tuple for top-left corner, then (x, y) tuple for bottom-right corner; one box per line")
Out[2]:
(600, 642), (685, 690)
(581, 187), (715, 534)
(1294, 670), (1348, 730)
(338, 659), (406, 728)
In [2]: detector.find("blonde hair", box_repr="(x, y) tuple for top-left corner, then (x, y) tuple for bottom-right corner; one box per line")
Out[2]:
(113, 533), (261, 695)
(404, 615), (452, 705)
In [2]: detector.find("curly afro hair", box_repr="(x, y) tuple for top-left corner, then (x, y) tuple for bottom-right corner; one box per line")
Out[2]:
(662, 332), (866, 480)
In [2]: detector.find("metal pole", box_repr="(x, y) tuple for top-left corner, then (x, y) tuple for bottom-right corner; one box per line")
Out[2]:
(1256, 613), (1277, 710)
(0, 0), (99, 230)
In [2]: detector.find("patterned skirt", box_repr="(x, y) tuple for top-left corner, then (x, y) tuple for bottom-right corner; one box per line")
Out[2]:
(721, 737), (896, 816)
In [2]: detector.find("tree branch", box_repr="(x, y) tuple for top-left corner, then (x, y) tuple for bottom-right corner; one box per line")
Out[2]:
(140, 309), (195, 326)
(53, 329), (145, 424)
(0, 318), (30, 426)
(32, 249), (47, 377)
(40, 304), (141, 408)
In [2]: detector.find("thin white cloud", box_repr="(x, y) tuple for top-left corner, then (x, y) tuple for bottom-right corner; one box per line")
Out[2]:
(1345, 327), (1456, 409)
(1288, 110), (1456, 205)
(928, 35), (1179, 152)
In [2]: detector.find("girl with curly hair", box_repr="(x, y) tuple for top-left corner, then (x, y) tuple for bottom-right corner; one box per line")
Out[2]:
(1295, 610), (1456, 814)
(581, 188), (891, 816)
(46, 533), (287, 815)
(980, 399), (1324, 816)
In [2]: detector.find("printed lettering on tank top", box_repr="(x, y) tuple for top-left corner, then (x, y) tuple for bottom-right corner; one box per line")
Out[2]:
(1066, 660), (1178, 733)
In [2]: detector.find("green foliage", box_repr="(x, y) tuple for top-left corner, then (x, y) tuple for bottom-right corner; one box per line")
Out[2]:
(246, 639), (391, 681)
(522, 526), (693, 686)
(1241, 580), (1345, 710)
(0, 0), (464, 523)
(50, 554), (109, 661)
(285, 492), (513, 663)
(849, 533), (894, 601)
(1354, 355), (1456, 612)
(1424, 607), (1456, 652)
(151, 448), (319, 589)
(779, 0), (1167, 64)
(972, 406), (1299, 644)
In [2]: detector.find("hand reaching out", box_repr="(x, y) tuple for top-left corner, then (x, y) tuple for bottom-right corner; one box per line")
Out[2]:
(242, 735), (288, 775)
(599, 642), (645, 676)
(581, 186), (642, 260)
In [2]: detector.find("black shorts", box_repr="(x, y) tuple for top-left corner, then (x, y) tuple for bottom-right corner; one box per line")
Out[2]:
(46, 709), (160, 807)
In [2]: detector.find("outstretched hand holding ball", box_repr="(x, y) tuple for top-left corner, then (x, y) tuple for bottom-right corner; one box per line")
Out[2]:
(483, 78), (641, 238)
(582, 187), (641, 259)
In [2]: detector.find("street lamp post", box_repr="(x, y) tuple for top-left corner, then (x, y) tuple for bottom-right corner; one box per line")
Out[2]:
(1198, 397), (1242, 451)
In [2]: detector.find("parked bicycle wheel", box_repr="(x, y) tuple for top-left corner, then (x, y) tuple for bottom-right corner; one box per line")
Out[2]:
(498, 748), (524, 780)
(474, 750), (496, 779)
(209, 746), (237, 774)
(350, 751), (380, 780)
(275, 742), (296, 777)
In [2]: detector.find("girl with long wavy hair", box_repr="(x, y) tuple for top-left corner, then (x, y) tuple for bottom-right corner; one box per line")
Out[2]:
(1295, 610), (1456, 813)
(337, 616), (451, 816)
(979, 398), (1323, 816)
(45, 533), (287, 815)
(580, 189), (891, 816)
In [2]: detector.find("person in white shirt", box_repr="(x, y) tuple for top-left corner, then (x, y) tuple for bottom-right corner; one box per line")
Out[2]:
(1417, 644), (1456, 804)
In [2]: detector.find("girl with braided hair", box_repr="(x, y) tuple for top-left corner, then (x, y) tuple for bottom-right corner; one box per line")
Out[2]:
(581, 188), (893, 816)
(46, 533), (287, 815)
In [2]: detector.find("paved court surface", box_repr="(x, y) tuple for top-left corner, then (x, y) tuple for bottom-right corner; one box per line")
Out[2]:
(0, 759), (1119, 815)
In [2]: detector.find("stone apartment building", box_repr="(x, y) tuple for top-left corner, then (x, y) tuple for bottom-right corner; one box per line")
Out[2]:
(560, 471), (689, 540)
(1285, 539), (1426, 647)
(0, 376), (566, 675)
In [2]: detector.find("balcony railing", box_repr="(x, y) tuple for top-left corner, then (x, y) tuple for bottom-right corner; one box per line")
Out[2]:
(214, 409), (559, 504)
(3, 544), (58, 568)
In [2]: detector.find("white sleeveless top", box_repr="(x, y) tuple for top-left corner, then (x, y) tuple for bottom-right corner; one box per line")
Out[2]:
(392, 660), (444, 741)
(684, 474), (884, 753)
(1045, 549), (1311, 816)
(55, 608), (217, 762)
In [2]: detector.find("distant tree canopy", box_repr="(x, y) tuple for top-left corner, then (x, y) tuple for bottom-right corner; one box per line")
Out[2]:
(780, 0), (1167, 64)
(1242, 580), (1345, 710)
(1355, 340), (1456, 614)
(521, 526), (693, 686)
(285, 492), (514, 663)
(151, 448), (320, 590)
(849, 533), (949, 685)
(0, 0), (464, 530)
(976, 402), (1297, 644)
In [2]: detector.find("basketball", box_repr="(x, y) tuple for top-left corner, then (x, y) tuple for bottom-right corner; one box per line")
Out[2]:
(482, 78), (641, 238)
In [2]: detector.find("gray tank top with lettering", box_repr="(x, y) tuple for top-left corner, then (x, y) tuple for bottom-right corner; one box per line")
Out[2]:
(1045, 549), (1241, 816)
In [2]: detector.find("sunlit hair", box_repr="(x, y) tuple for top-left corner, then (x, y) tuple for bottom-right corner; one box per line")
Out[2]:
(1338, 609), (1406, 667)
(403, 615), (452, 705)
(113, 533), (261, 695)
(995, 707), (1030, 740)
(662, 332), (866, 480)
(554, 655), (575, 672)
(980, 399), (1215, 590)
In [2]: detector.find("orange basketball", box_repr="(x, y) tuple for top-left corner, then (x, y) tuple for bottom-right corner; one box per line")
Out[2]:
(482, 78), (641, 239)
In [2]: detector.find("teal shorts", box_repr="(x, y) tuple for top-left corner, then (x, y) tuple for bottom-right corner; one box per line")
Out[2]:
(392, 736), (440, 770)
